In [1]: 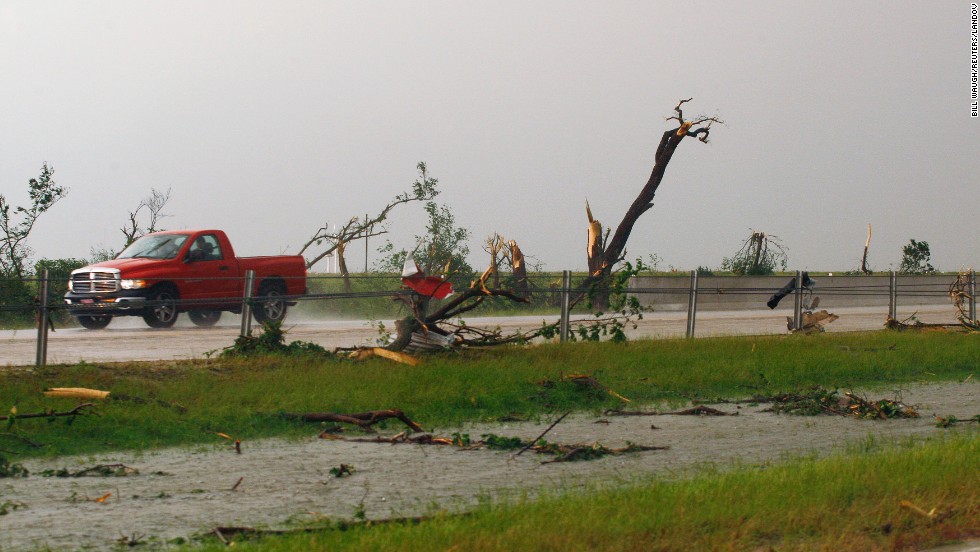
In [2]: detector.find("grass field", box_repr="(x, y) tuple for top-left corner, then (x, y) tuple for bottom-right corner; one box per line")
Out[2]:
(1, 331), (976, 459)
(2, 330), (977, 551)
(187, 433), (979, 551)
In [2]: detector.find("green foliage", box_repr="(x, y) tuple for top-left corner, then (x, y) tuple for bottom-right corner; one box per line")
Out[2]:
(722, 231), (788, 275)
(219, 321), (332, 358)
(0, 163), (68, 279)
(480, 433), (525, 450)
(375, 163), (473, 283)
(329, 464), (355, 478)
(0, 500), (28, 515)
(899, 239), (935, 274)
(0, 454), (29, 478)
(575, 260), (645, 343)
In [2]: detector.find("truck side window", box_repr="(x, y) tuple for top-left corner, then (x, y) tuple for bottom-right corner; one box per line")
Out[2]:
(190, 235), (223, 261)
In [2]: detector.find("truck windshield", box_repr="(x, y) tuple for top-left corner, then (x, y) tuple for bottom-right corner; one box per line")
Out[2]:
(117, 234), (190, 260)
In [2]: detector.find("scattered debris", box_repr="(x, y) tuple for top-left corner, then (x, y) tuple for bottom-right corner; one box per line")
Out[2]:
(605, 406), (737, 417)
(789, 309), (840, 334)
(40, 463), (139, 478)
(401, 254), (454, 300)
(42, 388), (110, 400)
(899, 500), (954, 523)
(115, 532), (147, 547)
(767, 272), (813, 309)
(329, 464), (355, 478)
(0, 403), (96, 422)
(0, 454), (29, 478)
(230, 477), (244, 491)
(320, 424), (667, 464)
(762, 387), (918, 419)
(0, 500), (28, 515)
(349, 347), (420, 366)
(515, 412), (570, 457)
(539, 442), (668, 464)
(934, 414), (980, 428)
(283, 409), (424, 434)
(949, 272), (979, 331)
(42, 387), (186, 412)
(213, 432), (242, 454)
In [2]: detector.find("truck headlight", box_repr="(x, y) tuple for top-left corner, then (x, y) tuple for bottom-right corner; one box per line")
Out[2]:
(68, 280), (74, 292)
(120, 279), (147, 290)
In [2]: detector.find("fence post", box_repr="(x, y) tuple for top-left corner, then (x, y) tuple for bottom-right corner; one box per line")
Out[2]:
(240, 269), (255, 338)
(35, 269), (50, 368)
(559, 270), (571, 343)
(888, 270), (897, 321)
(792, 270), (803, 331)
(686, 270), (699, 338)
(970, 269), (976, 322)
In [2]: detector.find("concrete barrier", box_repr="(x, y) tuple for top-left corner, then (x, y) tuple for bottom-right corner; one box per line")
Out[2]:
(630, 274), (957, 312)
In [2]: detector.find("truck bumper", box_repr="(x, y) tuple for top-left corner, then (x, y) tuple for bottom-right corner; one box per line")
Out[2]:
(64, 290), (149, 316)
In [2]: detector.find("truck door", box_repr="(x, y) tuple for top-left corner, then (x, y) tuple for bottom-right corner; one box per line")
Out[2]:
(182, 233), (239, 306)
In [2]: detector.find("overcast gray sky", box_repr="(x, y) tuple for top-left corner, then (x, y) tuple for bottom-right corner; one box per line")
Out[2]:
(2, 1), (977, 273)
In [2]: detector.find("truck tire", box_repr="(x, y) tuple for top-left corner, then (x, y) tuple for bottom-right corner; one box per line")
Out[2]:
(142, 287), (179, 328)
(77, 315), (112, 330)
(188, 310), (222, 327)
(253, 282), (287, 324)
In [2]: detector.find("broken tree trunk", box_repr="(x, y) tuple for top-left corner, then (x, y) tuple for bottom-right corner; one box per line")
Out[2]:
(336, 240), (352, 293)
(584, 99), (720, 308)
(861, 223), (872, 275)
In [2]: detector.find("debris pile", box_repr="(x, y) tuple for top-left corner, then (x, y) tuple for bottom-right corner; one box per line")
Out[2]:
(761, 387), (918, 419)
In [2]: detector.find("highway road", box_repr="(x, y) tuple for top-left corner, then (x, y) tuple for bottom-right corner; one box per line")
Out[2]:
(0, 304), (958, 367)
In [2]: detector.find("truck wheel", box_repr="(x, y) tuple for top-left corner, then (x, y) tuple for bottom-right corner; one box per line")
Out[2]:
(253, 283), (287, 324)
(188, 310), (221, 327)
(77, 315), (112, 330)
(143, 287), (179, 328)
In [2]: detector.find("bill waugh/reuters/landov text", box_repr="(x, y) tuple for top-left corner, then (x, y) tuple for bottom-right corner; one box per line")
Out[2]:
(972, 3), (978, 116)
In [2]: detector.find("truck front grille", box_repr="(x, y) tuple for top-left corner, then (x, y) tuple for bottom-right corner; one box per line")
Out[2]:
(72, 271), (119, 293)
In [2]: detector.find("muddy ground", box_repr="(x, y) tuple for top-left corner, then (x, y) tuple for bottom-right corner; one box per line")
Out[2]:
(1, 381), (977, 550)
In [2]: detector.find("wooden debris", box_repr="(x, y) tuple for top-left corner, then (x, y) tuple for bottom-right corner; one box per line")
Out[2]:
(541, 443), (669, 464)
(605, 405), (737, 416)
(762, 387), (918, 419)
(788, 309), (839, 334)
(0, 403), (96, 422)
(899, 500), (954, 523)
(515, 412), (569, 457)
(40, 463), (139, 478)
(43, 388), (110, 400)
(284, 409), (424, 434)
(350, 347), (421, 366)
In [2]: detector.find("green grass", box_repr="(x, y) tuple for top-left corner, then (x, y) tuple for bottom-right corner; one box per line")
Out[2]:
(188, 433), (979, 551)
(0, 331), (976, 459)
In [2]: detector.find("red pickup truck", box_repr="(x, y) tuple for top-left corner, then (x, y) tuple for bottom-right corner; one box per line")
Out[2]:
(64, 229), (306, 329)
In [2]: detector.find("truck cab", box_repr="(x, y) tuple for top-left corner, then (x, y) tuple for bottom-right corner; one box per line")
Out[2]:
(64, 230), (306, 329)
